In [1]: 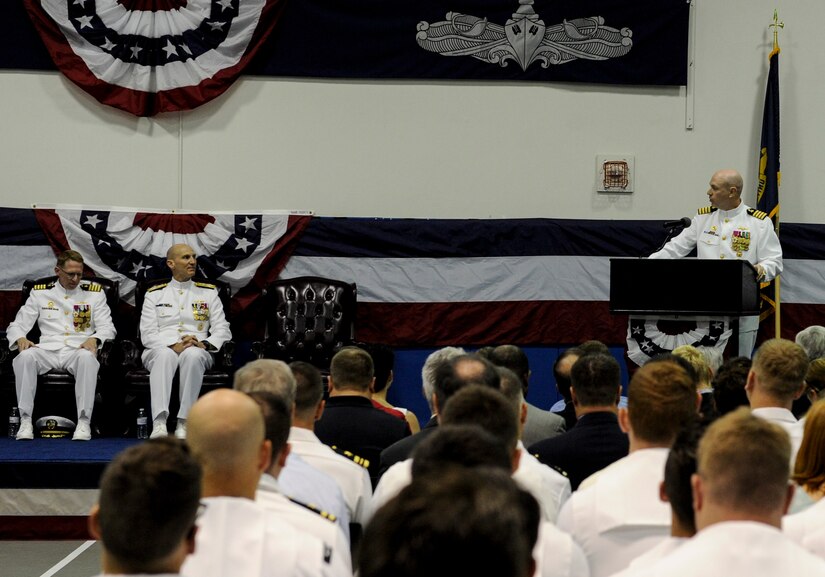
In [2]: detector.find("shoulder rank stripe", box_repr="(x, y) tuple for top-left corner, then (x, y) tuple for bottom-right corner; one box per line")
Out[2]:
(287, 497), (337, 523)
(331, 446), (370, 469)
(747, 208), (768, 220)
(194, 281), (217, 290)
(33, 281), (56, 290)
(146, 282), (169, 292)
(697, 206), (717, 215)
(81, 282), (102, 292)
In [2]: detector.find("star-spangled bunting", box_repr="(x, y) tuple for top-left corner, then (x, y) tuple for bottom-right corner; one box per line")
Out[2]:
(23, 0), (288, 116)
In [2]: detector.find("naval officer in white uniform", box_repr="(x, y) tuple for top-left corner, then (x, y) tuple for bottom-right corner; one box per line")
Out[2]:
(141, 243), (231, 439)
(7, 250), (116, 441)
(649, 169), (783, 356)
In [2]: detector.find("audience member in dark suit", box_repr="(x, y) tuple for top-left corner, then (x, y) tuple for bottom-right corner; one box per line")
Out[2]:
(528, 353), (628, 490)
(551, 347), (584, 431)
(315, 347), (411, 487)
(377, 350), (499, 478)
(489, 344), (566, 446)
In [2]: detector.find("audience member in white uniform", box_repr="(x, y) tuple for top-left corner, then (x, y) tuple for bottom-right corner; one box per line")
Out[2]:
(618, 408), (825, 577)
(234, 359), (351, 539)
(180, 389), (335, 577)
(7, 249), (116, 441)
(784, 399), (825, 559)
(360, 467), (539, 577)
(141, 244), (231, 439)
(89, 437), (201, 577)
(248, 390), (352, 575)
(609, 420), (705, 577)
(558, 358), (699, 577)
(746, 338), (808, 465)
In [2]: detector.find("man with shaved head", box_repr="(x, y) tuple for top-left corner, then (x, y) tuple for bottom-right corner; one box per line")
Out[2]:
(649, 169), (782, 355)
(181, 389), (339, 577)
(140, 243), (231, 439)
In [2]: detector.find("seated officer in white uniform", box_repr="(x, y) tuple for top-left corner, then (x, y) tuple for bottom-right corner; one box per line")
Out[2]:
(649, 169), (783, 356)
(6, 250), (116, 441)
(140, 243), (231, 439)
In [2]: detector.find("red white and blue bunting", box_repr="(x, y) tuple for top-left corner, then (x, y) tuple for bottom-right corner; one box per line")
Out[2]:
(626, 317), (731, 366)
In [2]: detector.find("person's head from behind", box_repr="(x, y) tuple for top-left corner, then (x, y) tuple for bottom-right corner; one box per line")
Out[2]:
(233, 359), (296, 408)
(411, 424), (513, 479)
(488, 345), (530, 395)
(662, 419), (705, 537)
(432, 353), (500, 416)
(187, 389), (270, 497)
(747, 338), (808, 407)
(439, 384), (520, 460)
(712, 356), (751, 416)
(792, 399), (825, 497)
(795, 325), (825, 361)
(421, 346), (465, 415)
(247, 390), (292, 476)
(624, 359), (697, 446)
(359, 467), (537, 577)
(553, 347), (583, 403)
(672, 345), (713, 390)
(90, 437), (201, 574)
(290, 361), (325, 424)
(693, 407), (792, 530)
(329, 346), (374, 394)
(569, 353), (621, 411)
(362, 343), (395, 395)
(803, 358), (825, 406)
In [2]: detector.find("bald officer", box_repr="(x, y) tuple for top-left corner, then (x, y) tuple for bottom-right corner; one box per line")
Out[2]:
(140, 244), (231, 440)
(7, 250), (116, 441)
(650, 169), (782, 355)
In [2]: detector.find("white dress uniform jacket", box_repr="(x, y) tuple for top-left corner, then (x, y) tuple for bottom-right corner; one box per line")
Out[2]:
(783, 496), (825, 560)
(140, 279), (230, 350)
(620, 521), (825, 577)
(256, 474), (352, 576)
(751, 407), (804, 467)
(557, 448), (671, 577)
(181, 496), (335, 577)
(7, 280), (116, 351)
(287, 426), (373, 526)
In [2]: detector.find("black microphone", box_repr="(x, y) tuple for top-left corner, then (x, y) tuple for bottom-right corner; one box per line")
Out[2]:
(662, 217), (691, 229)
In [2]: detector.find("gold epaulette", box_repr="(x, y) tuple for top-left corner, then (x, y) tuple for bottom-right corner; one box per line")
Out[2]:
(287, 497), (337, 523)
(697, 206), (717, 215)
(194, 281), (217, 290)
(81, 282), (102, 292)
(747, 208), (769, 220)
(331, 446), (370, 469)
(146, 282), (169, 293)
(32, 281), (55, 291)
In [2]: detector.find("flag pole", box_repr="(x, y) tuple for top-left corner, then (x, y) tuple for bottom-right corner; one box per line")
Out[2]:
(771, 10), (783, 339)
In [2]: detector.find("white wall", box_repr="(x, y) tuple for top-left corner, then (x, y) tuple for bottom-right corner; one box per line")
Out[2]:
(1, 1), (821, 222)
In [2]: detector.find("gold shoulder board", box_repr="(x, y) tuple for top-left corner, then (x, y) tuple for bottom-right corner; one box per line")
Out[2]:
(194, 282), (217, 290)
(146, 282), (169, 293)
(747, 208), (768, 220)
(81, 283), (102, 292)
(331, 446), (371, 469)
(697, 206), (717, 215)
(287, 497), (337, 523)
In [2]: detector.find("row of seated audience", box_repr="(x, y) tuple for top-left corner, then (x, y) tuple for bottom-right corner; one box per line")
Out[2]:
(85, 327), (825, 577)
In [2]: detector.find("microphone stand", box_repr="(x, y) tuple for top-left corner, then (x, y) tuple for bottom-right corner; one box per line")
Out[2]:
(646, 224), (686, 257)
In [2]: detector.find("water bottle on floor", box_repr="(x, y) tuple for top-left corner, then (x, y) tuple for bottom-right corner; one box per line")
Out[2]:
(8, 407), (20, 438)
(136, 408), (148, 439)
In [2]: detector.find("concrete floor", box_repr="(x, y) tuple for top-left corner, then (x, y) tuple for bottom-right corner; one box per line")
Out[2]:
(0, 540), (100, 577)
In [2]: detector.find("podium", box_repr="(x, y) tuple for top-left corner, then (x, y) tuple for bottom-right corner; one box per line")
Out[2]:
(609, 258), (760, 356)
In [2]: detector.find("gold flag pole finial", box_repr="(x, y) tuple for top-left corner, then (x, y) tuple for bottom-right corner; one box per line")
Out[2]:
(770, 10), (784, 52)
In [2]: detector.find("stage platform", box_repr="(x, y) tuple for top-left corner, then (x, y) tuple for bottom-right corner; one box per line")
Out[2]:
(0, 437), (140, 539)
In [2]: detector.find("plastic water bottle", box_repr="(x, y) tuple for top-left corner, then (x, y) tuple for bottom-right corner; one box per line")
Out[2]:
(8, 407), (20, 438)
(136, 408), (148, 439)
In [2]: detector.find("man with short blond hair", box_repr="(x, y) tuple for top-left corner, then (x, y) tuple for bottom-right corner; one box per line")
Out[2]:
(620, 409), (825, 577)
(747, 338), (808, 463)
